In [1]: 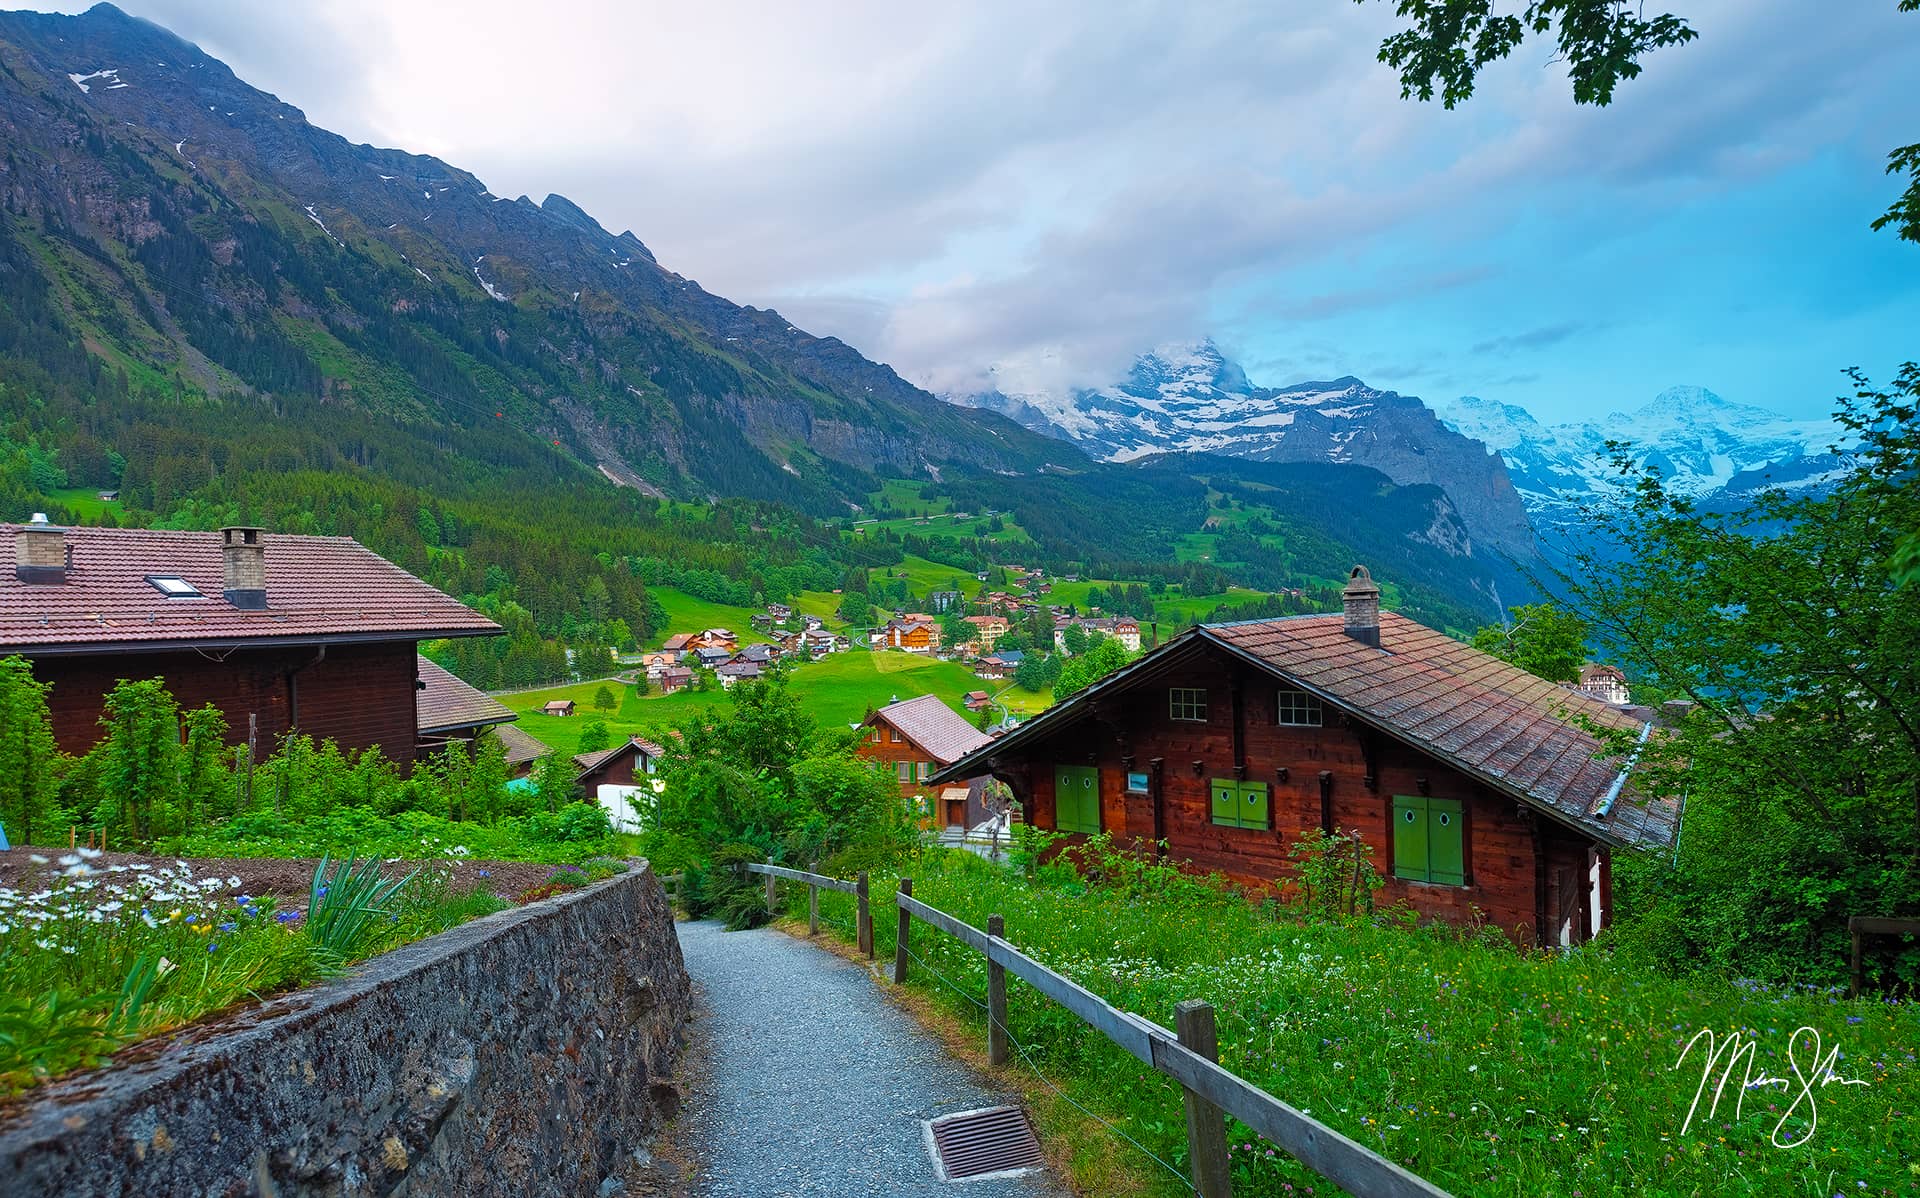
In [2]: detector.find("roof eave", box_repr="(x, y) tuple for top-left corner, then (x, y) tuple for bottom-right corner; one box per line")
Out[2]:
(418, 710), (519, 736)
(7, 624), (502, 657)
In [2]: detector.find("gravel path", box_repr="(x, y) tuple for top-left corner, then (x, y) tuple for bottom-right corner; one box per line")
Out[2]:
(675, 919), (1067, 1197)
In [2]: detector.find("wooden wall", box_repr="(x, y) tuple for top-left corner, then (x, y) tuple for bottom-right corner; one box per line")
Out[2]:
(29, 641), (423, 768)
(856, 722), (936, 795)
(999, 647), (1608, 945)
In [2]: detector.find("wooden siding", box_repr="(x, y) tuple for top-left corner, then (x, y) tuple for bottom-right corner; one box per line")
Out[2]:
(856, 725), (938, 795)
(995, 646), (1607, 946)
(28, 641), (423, 768)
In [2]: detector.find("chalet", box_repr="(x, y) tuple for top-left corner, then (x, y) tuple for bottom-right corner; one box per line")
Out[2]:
(693, 646), (733, 668)
(735, 643), (775, 665)
(700, 627), (738, 650)
(881, 614), (941, 654)
(802, 614), (826, 632)
(576, 736), (666, 833)
(802, 629), (848, 656)
(859, 694), (993, 813)
(962, 614), (1010, 652)
(658, 667), (694, 695)
(487, 724), (551, 779)
(0, 518), (500, 769)
(715, 660), (763, 688)
(964, 690), (993, 712)
(767, 603), (793, 621)
(640, 651), (678, 681)
(975, 650), (1024, 681)
(414, 655), (516, 756)
(931, 567), (1679, 947)
(540, 699), (577, 717)
(749, 613), (775, 632)
(1577, 663), (1631, 706)
(662, 633), (695, 654)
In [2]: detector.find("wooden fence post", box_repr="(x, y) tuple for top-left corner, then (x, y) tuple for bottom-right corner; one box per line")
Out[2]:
(894, 878), (914, 984)
(808, 883), (820, 936)
(1850, 918), (1864, 999)
(765, 870), (777, 915)
(857, 872), (873, 959)
(987, 913), (1009, 1067)
(1176, 1000), (1233, 1198)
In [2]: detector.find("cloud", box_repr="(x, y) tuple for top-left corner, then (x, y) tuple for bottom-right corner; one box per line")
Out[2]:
(1469, 323), (1586, 357)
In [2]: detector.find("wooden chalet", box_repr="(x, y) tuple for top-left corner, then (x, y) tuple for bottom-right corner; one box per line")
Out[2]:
(1, 518), (500, 769)
(657, 667), (694, 695)
(858, 694), (993, 808)
(413, 655), (516, 757)
(964, 690), (993, 712)
(881, 615), (941, 654)
(931, 567), (1679, 947)
(574, 736), (665, 794)
(975, 650), (1024, 680)
(540, 699), (577, 717)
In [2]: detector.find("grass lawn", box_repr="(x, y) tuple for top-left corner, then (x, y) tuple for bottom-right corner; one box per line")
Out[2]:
(803, 847), (1920, 1198)
(496, 649), (1052, 753)
(45, 487), (118, 522)
(647, 588), (777, 648)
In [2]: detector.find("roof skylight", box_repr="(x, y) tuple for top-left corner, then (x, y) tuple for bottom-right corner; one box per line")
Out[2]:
(147, 575), (203, 598)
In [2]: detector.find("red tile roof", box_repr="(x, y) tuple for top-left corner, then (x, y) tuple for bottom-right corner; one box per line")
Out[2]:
(414, 655), (515, 734)
(934, 612), (1677, 850)
(0, 525), (499, 653)
(871, 694), (992, 765)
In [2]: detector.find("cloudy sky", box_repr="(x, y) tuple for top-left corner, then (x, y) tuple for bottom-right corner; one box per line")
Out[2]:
(33, 0), (1920, 421)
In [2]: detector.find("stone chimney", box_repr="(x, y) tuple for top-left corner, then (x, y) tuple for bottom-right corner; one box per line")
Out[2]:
(15, 513), (67, 585)
(1342, 564), (1381, 648)
(221, 526), (267, 610)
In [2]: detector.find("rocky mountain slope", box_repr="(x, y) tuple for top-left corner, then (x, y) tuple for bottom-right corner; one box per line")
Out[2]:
(0, 3), (1076, 515)
(956, 341), (1538, 565)
(1439, 387), (1846, 530)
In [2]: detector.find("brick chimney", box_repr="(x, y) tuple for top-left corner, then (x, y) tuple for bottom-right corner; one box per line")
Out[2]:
(1342, 564), (1381, 648)
(15, 513), (67, 585)
(221, 526), (267, 610)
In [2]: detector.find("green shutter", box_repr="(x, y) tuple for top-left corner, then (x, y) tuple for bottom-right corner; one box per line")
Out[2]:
(1428, 797), (1465, 885)
(1211, 778), (1239, 825)
(1240, 781), (1269, 831)
(1393, 795), (1430, 882)
(1056, 765), (1099, 834)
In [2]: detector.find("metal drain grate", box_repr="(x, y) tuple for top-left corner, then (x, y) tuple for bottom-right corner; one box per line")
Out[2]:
(925, 1104), (1044, 1182)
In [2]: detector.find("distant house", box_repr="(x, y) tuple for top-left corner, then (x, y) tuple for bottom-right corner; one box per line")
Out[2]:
(802, 629), (847, 656)
(857, 694), (994, 806)
(487, 724), (551, 779)
(1054, 615), (1142, 653)
(749, 613), (774, 632)
(0, 517), (500, 770)
(881, 614), (941, 654)
(715, 660), (764, 689)
(693, 646), (733, 668)
(414, 655), (516, 757)
(975, 650), (1025, 681)
(1578, 664), (1631, 706)
(540, 699), (576, 717)
(641, 651), (678, 681)
(964, 690), (993, 712)
(767, 602), (793, 621)
(658, 667), (694, 695)
(802, 614), (825, 631)
(735, 643), (775, 665)
(662, 633), (694, 654)
(962, 614), (1009, 653)
(575, 736), (666, 833)
(928, 589), (963, 613)
(929, 566), (1679, 947)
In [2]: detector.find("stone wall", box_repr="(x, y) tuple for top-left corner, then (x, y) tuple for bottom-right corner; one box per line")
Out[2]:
(0, 863), (691, 1197)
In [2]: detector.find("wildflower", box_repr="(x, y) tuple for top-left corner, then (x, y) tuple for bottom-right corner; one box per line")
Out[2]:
(77, 846), (102, 860)
(218, 922), (236, 932)
(58, 854), (79, 866)
(27, 854), (48, 864)
(226, 875), (242, 889)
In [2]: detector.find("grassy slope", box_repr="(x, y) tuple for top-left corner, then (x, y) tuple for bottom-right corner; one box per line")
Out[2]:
(498, 648), (1052, 754)
(803, 849), (1920, 1198)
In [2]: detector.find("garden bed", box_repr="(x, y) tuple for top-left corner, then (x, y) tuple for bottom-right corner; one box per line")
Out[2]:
(0, 849), (558, 904)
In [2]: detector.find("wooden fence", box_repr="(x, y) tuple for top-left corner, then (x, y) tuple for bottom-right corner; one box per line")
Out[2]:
(745, 863), (1450, 1198)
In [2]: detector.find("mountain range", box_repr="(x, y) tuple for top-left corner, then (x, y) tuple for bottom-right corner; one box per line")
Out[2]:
(1438, 388), (1845, 529)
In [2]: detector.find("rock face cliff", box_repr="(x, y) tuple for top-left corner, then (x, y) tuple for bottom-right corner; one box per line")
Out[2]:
(0, 3), (1079, 514)
(955, 341), (1540, 565)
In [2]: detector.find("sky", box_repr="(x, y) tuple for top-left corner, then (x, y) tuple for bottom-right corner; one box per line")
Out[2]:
(27, 0), (1920, 423)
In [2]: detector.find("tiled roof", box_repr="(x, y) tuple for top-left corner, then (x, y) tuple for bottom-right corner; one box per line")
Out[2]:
(935, 612), (1677, 850)
(414, 655), (515, 733)
(488, 723), (551, 765)
(872, 694), (992, 765)
(1198, 613), (1676, 848)
(0, 525), (499, 653)
(573, 737), (664, 773)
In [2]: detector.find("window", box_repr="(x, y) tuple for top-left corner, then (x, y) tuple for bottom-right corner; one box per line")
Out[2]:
(889, 727), (902, 743)
(1275, 687), (1323, 727)
(1125, 771), (1150, 794)
(1392, 795), (1465, 885)
(896, 761), (913, 782)
(1054, 764), (1100, 834)
(146, 575), (202, 599)
(1169, 688), (1208, 722)
(1210, 779), (1270, 830)
(917, 761), (931, 781)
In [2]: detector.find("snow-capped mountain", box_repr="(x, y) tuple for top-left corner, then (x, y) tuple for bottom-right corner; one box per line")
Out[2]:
(1439, 387), (1846, 528)
(954, 340), (1539, 563)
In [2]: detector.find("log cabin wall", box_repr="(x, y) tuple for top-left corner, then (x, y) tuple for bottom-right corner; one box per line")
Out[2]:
(28, 640), (423, 768)
(856, 721), (937, 795)
(1001, 644), (1605, 944)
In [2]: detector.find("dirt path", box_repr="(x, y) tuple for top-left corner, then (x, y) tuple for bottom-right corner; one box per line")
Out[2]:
(673, 919), (1067, 1197)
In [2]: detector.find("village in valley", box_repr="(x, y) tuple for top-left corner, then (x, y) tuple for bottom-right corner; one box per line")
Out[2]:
(0, 4), (1914, 1198)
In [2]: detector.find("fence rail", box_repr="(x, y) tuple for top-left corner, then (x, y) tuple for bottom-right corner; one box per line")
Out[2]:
(743, 862), (873, 955)
(745, 862), (1450, 1198)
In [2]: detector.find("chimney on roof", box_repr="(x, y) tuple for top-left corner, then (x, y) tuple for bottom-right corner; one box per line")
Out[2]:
(1342, 564), (1381, 648)
(221, 526), (267, 610)
(15, 513), (67, 585)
